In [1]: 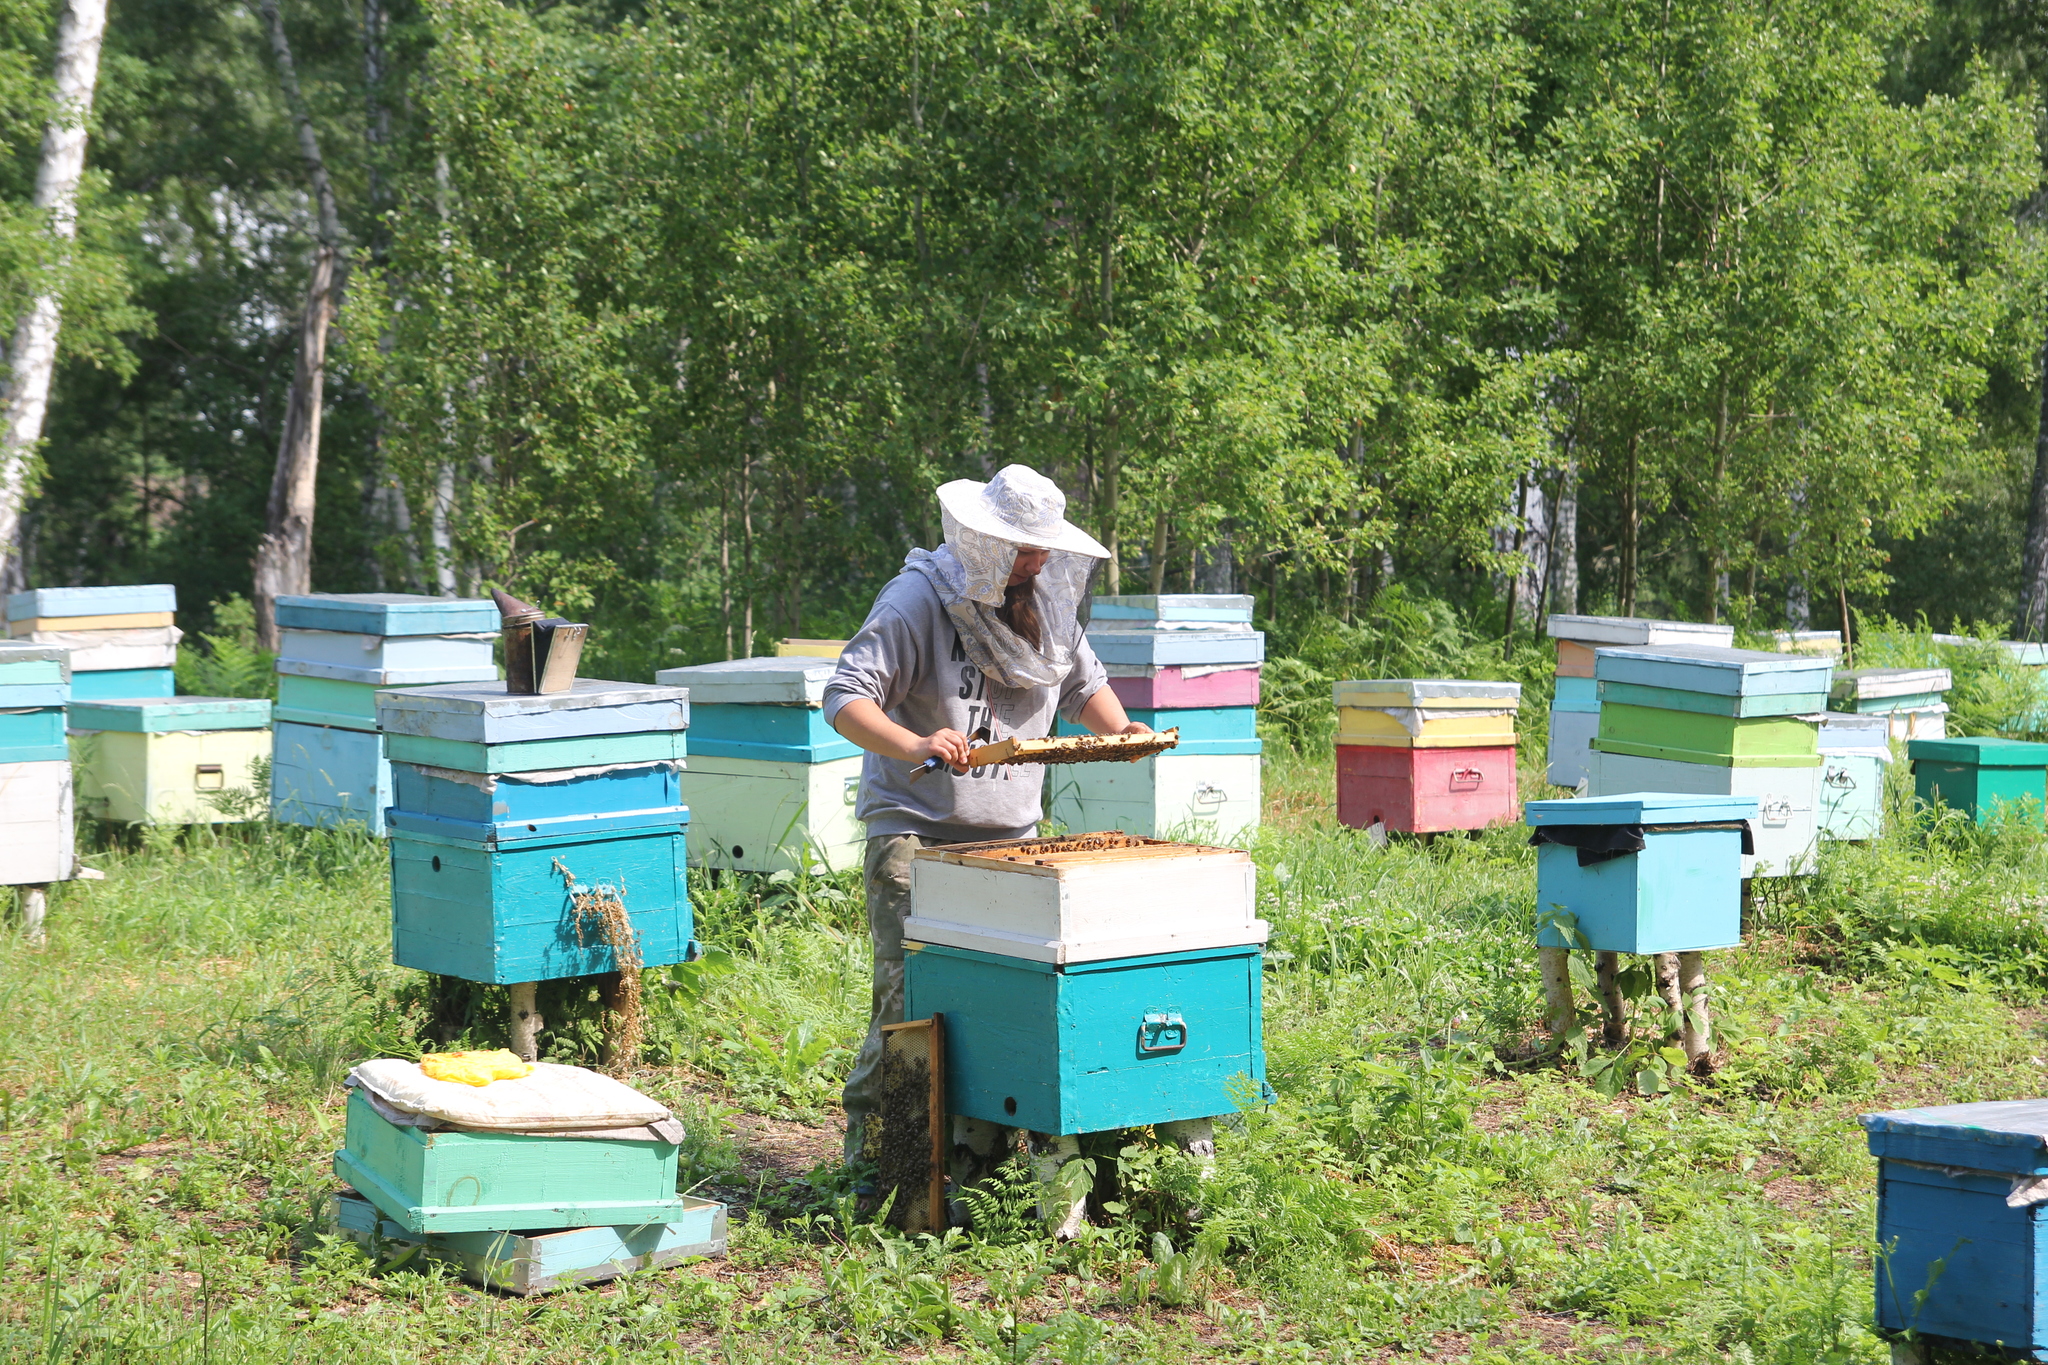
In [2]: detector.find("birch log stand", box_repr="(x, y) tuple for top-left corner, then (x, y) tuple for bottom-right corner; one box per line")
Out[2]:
(508, 982), (543, 1062)
(1538, 945), (1716, 1072)
(19, 885), (46, 946)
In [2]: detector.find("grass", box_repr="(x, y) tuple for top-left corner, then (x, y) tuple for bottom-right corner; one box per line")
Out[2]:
(7, 745), (2048, 1361)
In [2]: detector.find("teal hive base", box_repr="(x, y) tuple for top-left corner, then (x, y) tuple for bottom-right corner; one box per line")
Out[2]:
(390, 819), (692, 982)
(685, 703), (858, 762)
(335, 1191), (725, 1295)
(334, 1092), (689, 1235)
(272, 720), (390, 833)
(902, 941), (1265, 1135)
(69, 668), (173, 701)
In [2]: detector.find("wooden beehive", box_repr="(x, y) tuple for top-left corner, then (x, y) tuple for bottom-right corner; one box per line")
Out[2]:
(334, 1090), (690, 1235)
(1817, 712), (1889, 842)
(280, 627), (494, 676)
(275, 592), (499, 637)
(1085, 627), (1265, 669)
(1336, 743), (1518, 834)
(904, 831), (1261, 964)
(1, 760), (74, 884)
(1527, 793), (1755, 954)
(676, 752), (865, 875)
(66, 668), (174, 700)
(1861, 1100), (2048, 1356)
(903, 938), (1266, 1135)
(69, 696), (271, 825)
(1911, 736), (2048, 825)
(1088, 594), (1254, 627)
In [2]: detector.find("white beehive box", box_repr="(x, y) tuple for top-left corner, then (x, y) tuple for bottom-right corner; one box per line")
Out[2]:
(675, 752), (865, 875)
(1, 759), (74, 883)
(905, 832), (1264, 964)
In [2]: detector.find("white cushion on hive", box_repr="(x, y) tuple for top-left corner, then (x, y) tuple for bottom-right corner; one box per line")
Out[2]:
(348, 1059), (671, 1132)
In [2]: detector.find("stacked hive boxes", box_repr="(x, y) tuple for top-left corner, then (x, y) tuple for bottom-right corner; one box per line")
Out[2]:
(1830, 666), (1950, 742)
(7, 584), (178, 700)
(1588, 644), (1832, 877)
(1051, 595), (1263, 843)
(376, 681), (694, 984)
(1816, 712), (1891, 841)
(903, 832), (1268, 1136)
(653, 656), (860, 874)
(1334, 679), (1521, 834)
(0, 641), (73, 885)
(272, 593), (498, 834)
(70, 696), (271, 824)
(334, 1058), (724, 1293)
(1544, 615), (1733, 789)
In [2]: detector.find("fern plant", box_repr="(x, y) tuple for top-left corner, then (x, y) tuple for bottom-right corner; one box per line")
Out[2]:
(175, 595), (278, 700)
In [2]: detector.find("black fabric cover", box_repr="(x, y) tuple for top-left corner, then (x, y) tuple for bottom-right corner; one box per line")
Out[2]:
(1528, 820), (1755, 867)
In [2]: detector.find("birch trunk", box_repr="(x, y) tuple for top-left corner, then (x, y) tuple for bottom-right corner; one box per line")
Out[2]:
(252, 0), (344, 650)
(1538, 946), (1575, 1039)
(1548, 452), (1579, 618)
(0, 0), (109, 590)
(1677, 951), (1713, 1072)
(2021, 326), (2048, 638)
(1595, 950), (1627, 1046)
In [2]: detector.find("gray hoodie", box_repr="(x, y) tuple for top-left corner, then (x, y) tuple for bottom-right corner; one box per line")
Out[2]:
(823, 570), (1107, 842)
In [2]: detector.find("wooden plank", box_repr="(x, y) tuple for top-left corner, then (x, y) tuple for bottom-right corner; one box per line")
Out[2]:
(375, 680), (689, 744)
(336, 1192), (726, 1295)
(6, 583), (175, 620)
(7, 610), (173, 634)
(66, 667), (174, 700)
(0, 759), (74, 884)
(385, 730), (689, 774)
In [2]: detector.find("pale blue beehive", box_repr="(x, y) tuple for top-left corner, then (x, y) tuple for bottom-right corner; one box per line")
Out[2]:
(1527, 792), (1757, 953)
(377, 680), (694, 984)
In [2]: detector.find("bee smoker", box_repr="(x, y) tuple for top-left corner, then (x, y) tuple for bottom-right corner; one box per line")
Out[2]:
(492, 589), (589, 695)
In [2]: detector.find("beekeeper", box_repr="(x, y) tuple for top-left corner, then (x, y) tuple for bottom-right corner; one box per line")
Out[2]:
(825, 465), (1149, 1164)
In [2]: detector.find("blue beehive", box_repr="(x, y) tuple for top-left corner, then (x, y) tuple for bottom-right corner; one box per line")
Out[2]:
(904, 940), (1266, 1135)
(1086, 628), (1265, 668)
(378, 679), (693, 983)
(1862, 1100), (2048, 1357)
(1527, 793), (1757, 953)
(271, 594), (502, 833)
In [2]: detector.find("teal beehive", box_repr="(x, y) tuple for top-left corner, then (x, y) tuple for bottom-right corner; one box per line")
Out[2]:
(1528, 793), (1757, 954)
(1911, 736), (2048, 825)
(1862, 1100), (2048, 1357)
(903, 940), (1265, 1136)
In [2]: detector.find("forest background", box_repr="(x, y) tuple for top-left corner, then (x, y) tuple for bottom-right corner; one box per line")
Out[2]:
(4, 0), (2048, 686)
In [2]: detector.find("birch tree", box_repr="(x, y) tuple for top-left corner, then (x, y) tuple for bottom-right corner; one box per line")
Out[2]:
(0, 0), (107, 593)
(251, 0), (344, 649)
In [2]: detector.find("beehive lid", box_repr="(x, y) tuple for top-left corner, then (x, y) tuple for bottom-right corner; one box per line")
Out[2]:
(1831, 667), (1952, 701)
(1333, 678), (1521, 709)
(69, 695), (272, 732)
(1544, 614), (1735, 647)
(376, 679), (687, 745)
(7, 583), (176, 621)
(1908, 736), (2048, 767)
(1862, 1100), (2048, 1173)
(1592, 643), (1834, 694)
(2001, 641), (2048, 667)
(1090, 594), (1254, 624)
(915, 830), (1250, 877)
(1525, 792), (1759, 826)
(775, 638), (846, 658)
(0, 640), (70, 681)
(655, 655), (837, 706)
(275, 593), (500, 636)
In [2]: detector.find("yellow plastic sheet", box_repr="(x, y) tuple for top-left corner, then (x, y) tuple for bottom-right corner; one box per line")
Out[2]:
(420, 1049), (534, 1087)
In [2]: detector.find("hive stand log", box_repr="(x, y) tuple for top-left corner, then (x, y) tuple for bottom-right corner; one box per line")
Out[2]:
(1029, 1132), (1089, 1241)
(1595, 951), (1626, 1045)
(1739, 877), (1756, 937)
(1538, 946), (1575, 1041)
(1887, 1342), (1928, 1365)
(508, 981), (544, 1062)
(20, 885), (46, 946)
(1677, 951), (1713, 1073)
(1156, 1116), (1216, 1164)
(1655, 953), (1683, 1038)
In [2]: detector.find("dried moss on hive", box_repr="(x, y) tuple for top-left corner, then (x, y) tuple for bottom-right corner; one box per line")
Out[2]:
(553, 859), (645, 1068)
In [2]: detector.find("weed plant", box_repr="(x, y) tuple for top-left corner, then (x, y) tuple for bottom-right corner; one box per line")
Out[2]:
(8, 641), (2048, 1357)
